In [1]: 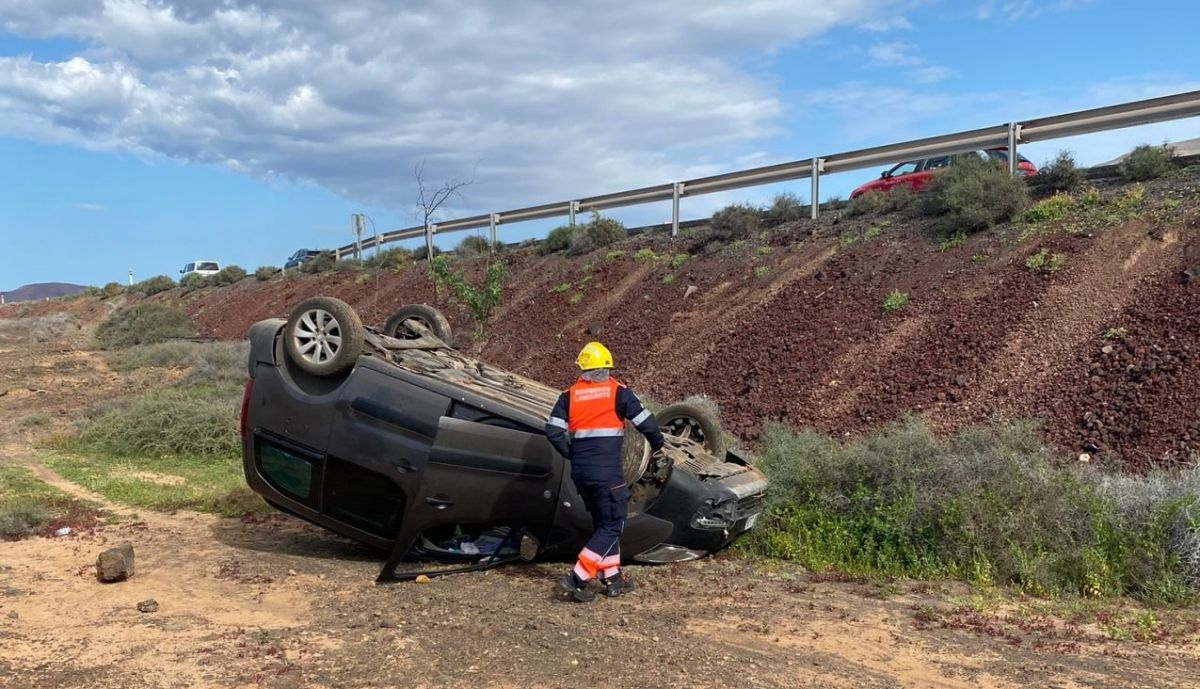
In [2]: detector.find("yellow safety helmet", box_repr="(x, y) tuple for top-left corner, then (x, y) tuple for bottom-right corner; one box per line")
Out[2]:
(576, 341), (614, 371)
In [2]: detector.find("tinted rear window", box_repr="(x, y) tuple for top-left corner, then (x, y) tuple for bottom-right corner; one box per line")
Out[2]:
(197, 262), (219, 271)
(260, 443), (315, 501)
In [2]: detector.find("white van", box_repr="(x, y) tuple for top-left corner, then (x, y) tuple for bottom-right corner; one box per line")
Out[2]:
(181, 260), (221, 277)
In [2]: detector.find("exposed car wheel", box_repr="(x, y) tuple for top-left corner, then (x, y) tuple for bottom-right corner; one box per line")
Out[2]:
(284, 297), (364, 377)
(620, 429), (651, 486)
(383, 304), (453, 343)
(656, 402), (726, 457)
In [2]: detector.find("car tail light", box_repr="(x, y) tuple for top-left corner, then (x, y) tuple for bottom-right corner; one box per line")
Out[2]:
(240, 376), (254, 439)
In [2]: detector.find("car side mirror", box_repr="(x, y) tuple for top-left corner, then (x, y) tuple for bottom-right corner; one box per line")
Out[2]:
(880, 171), (890, 179)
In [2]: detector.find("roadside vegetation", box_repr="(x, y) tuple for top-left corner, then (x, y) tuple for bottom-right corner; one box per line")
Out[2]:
(0, 465), (104, 540)
(44, 339), (262, 517)
(94, 303), (197, 349)
(745, 417), (1200, 605)
(539, 211), (628, 256)
(1121, 144), (1175, 182)
(429, 255), (506, 336)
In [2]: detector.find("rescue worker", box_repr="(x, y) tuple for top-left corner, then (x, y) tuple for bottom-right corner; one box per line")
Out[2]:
(545, 341), (665, 602)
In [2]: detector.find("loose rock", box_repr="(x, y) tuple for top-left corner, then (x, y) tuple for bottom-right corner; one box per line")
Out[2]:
(414, 575), (431, 585)
(137, 599), (159, 613)
(96, 544), (135, 583)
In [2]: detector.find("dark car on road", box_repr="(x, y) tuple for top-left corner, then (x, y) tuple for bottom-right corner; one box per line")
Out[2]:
(240, 297), (768, 580)
(850, 148), (1038, 198)
(284, 249), (323, 269)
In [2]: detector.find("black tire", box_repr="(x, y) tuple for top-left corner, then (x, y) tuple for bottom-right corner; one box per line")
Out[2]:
(283, 297), (364, 377)
(383, 304), (453, 344)
(656, 402), (726, 457)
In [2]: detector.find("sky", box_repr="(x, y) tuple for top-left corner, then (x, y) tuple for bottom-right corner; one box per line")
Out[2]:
(1, 0), (1198, 289)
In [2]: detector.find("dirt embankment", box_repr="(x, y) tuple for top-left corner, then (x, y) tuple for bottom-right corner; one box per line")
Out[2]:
(7, 178), (1198, 468)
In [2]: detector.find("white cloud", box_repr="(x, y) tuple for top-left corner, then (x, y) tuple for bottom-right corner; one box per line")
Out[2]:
(867, 41), (924, 67)
(0, 0), (911, 217)
(865, 40), (953, 84)
(976, 0), (1096, 21)
(72, 202), (105, 210)
(910, 65), (955, 83)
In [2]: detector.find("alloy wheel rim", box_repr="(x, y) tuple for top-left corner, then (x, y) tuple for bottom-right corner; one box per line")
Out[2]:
(292, 308), (342, 364)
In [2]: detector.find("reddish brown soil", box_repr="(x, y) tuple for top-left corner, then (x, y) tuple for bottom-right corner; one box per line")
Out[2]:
(7, 176), (1198, 469)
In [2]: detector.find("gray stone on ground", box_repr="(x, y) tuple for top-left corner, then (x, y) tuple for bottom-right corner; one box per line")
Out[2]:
(137, 599), (159, 613)
(97, 543), (135, 582)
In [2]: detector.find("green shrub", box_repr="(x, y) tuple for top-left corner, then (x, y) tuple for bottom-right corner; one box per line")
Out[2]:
(362, 248), (409, 271)
(1025, 248), (1067, 273)
(105, 341), (248, 387)
(918, 154), (1029, 233)
(765, 192), (806, 227)
(209, 265), (247, 286)
(633, 248), (659, 261)
(1120, 144), (1174, 182)
(540, 225), (574, 255)
(0, 466), (101, 540)
(1036, 150), (1085, 192)
(94, 303), (196, 350)
(1024, 194), (1075, 223)
(254, 266), (280, 281)
(938, 231), (966, 251)
(179, 273), (208, 292)
(409, 245), (442, 262)
(457, 235), (495, 257)
(710, 203), (763, 244)
(744, 417), (1200, 602)
(128, 275), (176, 296)
(845, 191), (887, 218)
(66, 385), (240, 458)
(844, 187), (915, 219)
(95, 282), (125, 298)
(300, 251), (337, 273)
(753, 266), (770, 279)
(583, 214), (627, 250)
(430, 256), (505, 334)
(0, 500), (49, 540)
(882, 290), (909, 314)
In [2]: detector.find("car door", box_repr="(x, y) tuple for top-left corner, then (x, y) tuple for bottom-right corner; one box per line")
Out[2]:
(882, 160), (921, 191)
(318, 359), (562, 553)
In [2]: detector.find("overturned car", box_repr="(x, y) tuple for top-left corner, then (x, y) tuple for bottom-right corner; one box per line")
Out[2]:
(240, 297), (768, 580)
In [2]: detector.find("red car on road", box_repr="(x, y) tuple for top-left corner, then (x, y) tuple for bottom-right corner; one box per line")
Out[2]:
(849, 148), (1037, 198)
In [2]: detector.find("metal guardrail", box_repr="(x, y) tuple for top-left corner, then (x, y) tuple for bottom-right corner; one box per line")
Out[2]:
(334, 90), (1200, 260)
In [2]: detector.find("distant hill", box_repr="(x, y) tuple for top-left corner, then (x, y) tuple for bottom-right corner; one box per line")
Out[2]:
(0, 282), (88, 304)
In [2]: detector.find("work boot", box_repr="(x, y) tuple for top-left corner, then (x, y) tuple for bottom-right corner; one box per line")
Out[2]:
(602, 574), (636, 598)
(558, 574), (595, 603)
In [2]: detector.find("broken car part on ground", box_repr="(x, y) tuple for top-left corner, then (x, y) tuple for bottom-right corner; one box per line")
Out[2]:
(239, 297), (768, 581)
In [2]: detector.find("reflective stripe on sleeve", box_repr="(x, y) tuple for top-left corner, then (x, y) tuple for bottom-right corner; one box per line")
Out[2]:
(630, 409), (652, 426)
(571, 428), (624, 439)
(548, 416), (568, 429)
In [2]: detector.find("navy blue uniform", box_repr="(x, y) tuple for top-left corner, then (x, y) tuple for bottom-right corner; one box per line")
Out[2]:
(545, 377), (663, 581)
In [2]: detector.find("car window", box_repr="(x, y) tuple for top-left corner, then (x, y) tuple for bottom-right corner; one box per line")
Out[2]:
(197, 262), (219, 271)
(922, 156), (952, 171)
(184, 263), (194, 272)
(889, 161), (919, 176)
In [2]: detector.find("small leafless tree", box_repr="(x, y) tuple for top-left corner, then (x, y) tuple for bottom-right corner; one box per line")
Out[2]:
(414, 159), (475, 261)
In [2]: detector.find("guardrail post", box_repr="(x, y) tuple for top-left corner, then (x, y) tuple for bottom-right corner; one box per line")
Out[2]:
(1007, 122), (1020, 176)
(569, 201), (579, 226)
(425, 224), (436, 262)
(671, 182), (683, 237)
(489, 213), (499, 254)
(810, 158), (825, 220)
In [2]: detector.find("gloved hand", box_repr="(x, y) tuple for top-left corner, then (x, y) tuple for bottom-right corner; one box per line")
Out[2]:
(651, 448), (666, 462)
